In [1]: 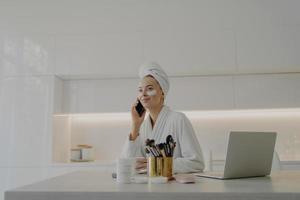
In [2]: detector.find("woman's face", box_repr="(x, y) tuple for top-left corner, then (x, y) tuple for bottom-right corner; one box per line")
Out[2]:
(138, 76), (164, 109)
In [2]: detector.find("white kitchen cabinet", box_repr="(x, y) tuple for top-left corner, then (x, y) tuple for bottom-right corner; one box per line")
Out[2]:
(234, 0), (300, 27)
(236, 25), (300, 73)
(167, 76), (235, 110)
(62, 78), (139, 113)
(0, 168), (9, 200)
(0, 79), (11, 166)
(143, 29), (236, 76)
(0, 34), (55, 77)
(61, 75), (235, 113)
(294, 74), (300, 104)
(60, 73), (300, 113)
(54, 33), (144, 78)
(0, 76), (54, 166)
(234, 74), (298, 109)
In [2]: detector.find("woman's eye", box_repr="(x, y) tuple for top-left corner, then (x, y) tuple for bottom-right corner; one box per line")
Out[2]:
(147, 87), (153, 91)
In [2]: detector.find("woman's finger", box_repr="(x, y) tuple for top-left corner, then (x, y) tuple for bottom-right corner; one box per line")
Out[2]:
(135, 163), (147, 170)
(141, 109), (146, 118)
(136, 158), (147, 163)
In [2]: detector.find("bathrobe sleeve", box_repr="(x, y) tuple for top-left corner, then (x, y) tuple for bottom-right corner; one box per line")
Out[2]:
(120, 123), (146, 158)
(120, 135), (144, 158)
(173, 113), (205, 173)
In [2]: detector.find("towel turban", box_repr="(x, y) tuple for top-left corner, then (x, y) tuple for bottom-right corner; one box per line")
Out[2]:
(138, 62), (170, 95)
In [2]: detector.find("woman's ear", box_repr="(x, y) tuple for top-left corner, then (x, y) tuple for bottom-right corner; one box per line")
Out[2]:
(161, 91), (165, 102)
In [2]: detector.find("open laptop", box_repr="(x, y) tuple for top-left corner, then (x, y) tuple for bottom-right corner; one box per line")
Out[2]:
(195, 131), (277, 179)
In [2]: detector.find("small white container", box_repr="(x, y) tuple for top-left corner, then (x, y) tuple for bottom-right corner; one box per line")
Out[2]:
(71, 145), (94, 162)
(71, 148), (81, 161)
(81, 148), (94, 161)
(116, 158), (135, 184)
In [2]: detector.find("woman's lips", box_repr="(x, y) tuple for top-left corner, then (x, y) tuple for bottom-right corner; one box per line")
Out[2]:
(141, 98), (150, 102)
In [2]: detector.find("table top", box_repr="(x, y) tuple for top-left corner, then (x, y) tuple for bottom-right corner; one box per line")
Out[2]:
(5, 170), (300, 200)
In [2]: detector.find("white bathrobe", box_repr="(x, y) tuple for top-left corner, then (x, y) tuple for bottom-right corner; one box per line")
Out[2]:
(121, 106), (205, 173)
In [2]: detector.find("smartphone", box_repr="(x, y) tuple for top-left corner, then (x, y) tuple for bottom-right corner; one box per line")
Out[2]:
(135, 100), (145, 117)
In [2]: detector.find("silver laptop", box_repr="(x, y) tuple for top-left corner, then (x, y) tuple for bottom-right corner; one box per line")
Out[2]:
(195, 131), (277, 179)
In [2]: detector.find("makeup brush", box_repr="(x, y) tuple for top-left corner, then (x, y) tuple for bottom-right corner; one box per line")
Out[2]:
(146, 146), (156, 157)
(157, 143), (166, 157)
(145, 147), (151, 155)
(171, 142), (176, 156)
(166, 135), (172, 156)
(154, 146), (161, 157)
(166, 135), (172, 144)
(145, 139), (151, 146)
(166, 135), (176, 156)
(149, 139), (156, 147)
(162, 142), (169, 157)
(148, 139), (160, 157)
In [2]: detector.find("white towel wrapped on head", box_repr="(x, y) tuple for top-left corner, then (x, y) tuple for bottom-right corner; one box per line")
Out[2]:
(138, 62), (170, 95)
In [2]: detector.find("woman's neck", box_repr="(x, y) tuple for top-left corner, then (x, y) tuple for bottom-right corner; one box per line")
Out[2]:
(149, 104), (164, 127)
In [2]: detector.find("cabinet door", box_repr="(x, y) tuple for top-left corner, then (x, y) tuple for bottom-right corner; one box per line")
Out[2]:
(0, 76), (54, 166)
(54, 33), (143, 77)
(234, 74), (298, 109)
(167, 76), (235, 110)
(143, 29), (236, 76)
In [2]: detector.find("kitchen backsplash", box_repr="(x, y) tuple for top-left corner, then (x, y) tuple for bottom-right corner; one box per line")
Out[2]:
(53, 109), (300, 163)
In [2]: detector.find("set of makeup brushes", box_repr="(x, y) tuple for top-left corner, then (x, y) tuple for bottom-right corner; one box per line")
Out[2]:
(145, 135), (176, 157)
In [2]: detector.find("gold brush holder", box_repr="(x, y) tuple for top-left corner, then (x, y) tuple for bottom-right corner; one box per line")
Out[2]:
(148, 157), (157, 177)
(147, 157), (173, 177)
(162, 157), (173, 177)
(156, 157), (163, 176)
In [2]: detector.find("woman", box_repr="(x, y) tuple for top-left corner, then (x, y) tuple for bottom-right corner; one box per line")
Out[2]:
(121, 62), (205, 173)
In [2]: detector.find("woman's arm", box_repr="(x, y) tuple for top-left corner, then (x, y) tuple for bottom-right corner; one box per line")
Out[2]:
(120, 100), (147, 158)
(120, 135), (144, 158)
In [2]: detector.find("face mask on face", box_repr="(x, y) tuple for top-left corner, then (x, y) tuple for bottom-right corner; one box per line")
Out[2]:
(146, 90), (157, 96)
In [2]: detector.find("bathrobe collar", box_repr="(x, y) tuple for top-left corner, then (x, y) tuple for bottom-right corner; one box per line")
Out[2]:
(145, 105), (170, 136)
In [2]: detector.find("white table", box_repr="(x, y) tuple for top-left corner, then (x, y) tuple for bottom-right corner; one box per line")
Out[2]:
(5, 170), (300, 200)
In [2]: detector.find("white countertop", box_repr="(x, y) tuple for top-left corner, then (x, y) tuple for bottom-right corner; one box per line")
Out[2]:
(5, 170), (300, 200)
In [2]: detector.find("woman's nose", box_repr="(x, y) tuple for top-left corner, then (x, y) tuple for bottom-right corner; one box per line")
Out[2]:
(141, 89), (148, 96)
(138, 90), (147, 99)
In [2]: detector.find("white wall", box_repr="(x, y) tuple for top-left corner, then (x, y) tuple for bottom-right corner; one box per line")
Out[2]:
(1, 1), (300, 200)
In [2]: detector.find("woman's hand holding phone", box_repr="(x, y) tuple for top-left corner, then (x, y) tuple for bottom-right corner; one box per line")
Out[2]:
(130, 99), (146, 140)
